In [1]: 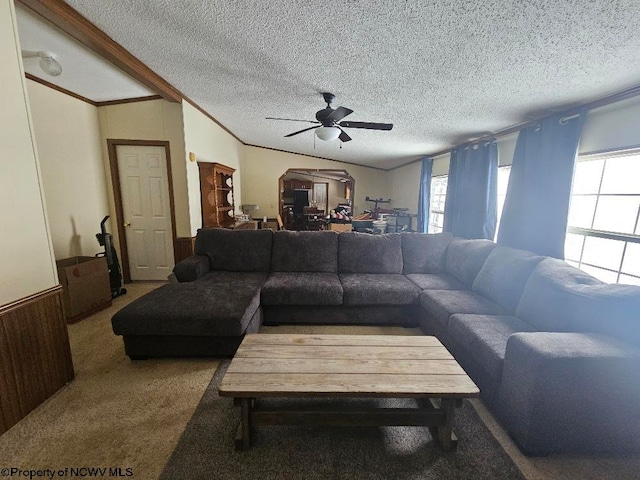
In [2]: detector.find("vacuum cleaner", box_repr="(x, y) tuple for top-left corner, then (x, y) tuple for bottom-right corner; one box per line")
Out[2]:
(96, 215), (127, 298)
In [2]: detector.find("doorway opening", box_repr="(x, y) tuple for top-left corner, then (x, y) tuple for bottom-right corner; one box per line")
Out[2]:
(278, 168), (354, 231)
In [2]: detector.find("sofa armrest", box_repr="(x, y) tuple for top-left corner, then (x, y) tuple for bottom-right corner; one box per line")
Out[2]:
(497, 332), (640, 455)
(172, 255), (210, 282)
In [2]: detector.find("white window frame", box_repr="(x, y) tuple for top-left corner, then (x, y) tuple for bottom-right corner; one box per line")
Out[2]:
(428, 175), (447, 233)
(566, 147), (640, 284)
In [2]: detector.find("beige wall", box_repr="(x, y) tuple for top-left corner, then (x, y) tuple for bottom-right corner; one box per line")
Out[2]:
(98, 99), (189, 251)
(579, 95), (640, 154)
(27, 79), (109, 259)
(241, 146), (389, 218)
(388, 161), (421, 214)
(388, 152), (450, 216)
(182, 102), (244, 236)
(0, 0), (57, 305)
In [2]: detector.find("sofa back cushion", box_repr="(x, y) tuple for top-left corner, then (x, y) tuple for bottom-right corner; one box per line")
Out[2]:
(472, 246), (544, 313)
(338, 232), (402, 274)
(566, 283), (640, 346)
(515, 258), (602, 332)
(444, 238), (496, 287)
(271, 231), (338, 273)
(194, 228), (273, 272)
(401, 232), (453, 274)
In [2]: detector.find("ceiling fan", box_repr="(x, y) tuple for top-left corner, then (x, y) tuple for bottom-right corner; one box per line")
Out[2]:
(266, 92), (393, 142)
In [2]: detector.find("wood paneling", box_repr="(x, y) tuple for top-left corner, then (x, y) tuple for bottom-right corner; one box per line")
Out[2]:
(174, 236), (196, 263)
(0, 286), (74, 435)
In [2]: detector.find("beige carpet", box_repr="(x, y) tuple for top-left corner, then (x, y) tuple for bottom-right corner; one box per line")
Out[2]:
(1, 282), (638, 479)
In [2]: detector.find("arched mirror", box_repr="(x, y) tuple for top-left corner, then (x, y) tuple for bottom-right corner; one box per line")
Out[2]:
(278, 169), (354, 231)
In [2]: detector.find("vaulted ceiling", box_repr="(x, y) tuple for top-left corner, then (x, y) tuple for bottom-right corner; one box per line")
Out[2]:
(17, 1), (640, 169)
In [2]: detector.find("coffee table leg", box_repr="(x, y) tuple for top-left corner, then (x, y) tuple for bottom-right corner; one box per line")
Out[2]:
(235, 398), (253, 451)
(437, 398), (457, 451)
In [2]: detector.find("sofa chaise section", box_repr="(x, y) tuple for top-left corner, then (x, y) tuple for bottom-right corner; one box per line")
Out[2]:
(111, 229), (273, 358)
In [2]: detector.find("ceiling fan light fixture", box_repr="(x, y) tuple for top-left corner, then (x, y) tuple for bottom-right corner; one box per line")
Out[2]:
(22, 50), (62, 76)
(315, 126), (341, 141)
(38, 52), (62, 76)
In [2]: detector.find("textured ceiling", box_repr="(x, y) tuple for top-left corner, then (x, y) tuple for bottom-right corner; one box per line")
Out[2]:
(42, 2), (640, 168)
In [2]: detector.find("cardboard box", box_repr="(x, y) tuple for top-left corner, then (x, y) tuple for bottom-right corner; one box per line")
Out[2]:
(329, 223), (352, 232)
(56, 256), (112, 323)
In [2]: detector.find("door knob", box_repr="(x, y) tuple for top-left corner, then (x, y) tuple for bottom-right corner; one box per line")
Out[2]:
(124, 221), (131, 227)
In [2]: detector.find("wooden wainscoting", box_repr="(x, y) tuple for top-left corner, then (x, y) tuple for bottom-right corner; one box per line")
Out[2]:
(0, 286), (74, 435)
(174, 236), (197, 263)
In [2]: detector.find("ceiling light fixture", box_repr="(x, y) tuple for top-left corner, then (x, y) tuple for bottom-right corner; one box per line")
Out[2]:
(315, 126), (341, 141)
(21, 50), (63, 77)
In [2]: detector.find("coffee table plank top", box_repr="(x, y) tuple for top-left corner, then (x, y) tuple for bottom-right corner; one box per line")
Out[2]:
(234, 344), (452, 361)
(219, 334), (479, 399)
(228, 358), (466, 375)
(241, 334), (442, 347)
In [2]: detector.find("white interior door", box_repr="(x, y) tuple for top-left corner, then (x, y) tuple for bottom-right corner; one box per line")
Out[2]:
(116, 145), (175, 280)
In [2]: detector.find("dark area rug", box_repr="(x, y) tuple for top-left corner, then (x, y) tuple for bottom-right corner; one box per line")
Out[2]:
(160, 362), (525, 480)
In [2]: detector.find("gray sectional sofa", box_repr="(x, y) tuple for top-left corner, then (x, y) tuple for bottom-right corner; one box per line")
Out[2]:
(111, 228), (640, 455)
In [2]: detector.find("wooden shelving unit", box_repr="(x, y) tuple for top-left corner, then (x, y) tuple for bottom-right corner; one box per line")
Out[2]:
(198, 162), (236, 228)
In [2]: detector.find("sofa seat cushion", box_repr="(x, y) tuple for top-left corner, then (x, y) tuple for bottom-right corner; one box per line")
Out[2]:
(406, 273), (466, 291)
(472, 246), (544, 313)
(261, 272), (343, 305)
(419, 289), (508, 332)
(340, 274), (420, 305)
(448, 314), (536, 377)
(112, 272), (267, 337)
(271, 231), (338, 273)
(401, 232), (453, 274)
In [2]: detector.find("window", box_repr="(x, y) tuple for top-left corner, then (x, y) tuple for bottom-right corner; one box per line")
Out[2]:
(428, 175), (447, 233)
(428, 166), (511, 236)
(495, 166), (511, 240)
(565, 149), (640, 284)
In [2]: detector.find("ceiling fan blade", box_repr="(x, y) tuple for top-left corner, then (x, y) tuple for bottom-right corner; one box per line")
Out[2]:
(337, 127), (352, 142)
(327, 106), (354, 122)
(284, 125), (320, 137)
(339, 121), (393, 131)
(266, 117), (320, 124)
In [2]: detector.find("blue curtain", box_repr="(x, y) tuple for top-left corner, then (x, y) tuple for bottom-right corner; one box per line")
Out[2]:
(443, 140), (498, 239)
(497, 111), (585, 258)
(417, 157), (433, 233)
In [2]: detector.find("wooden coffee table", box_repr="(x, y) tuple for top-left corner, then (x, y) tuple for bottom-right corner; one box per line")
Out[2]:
(218, 334), (479, 451)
